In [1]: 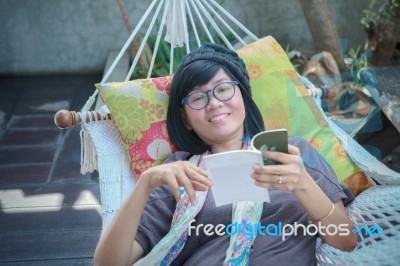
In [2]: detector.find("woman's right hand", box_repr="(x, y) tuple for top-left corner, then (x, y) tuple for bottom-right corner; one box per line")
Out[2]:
(96, 161), (210, 265)
(139, 161), (212, 204)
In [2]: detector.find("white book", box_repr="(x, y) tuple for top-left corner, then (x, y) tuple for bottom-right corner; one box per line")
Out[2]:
(204, 129), (288, 207)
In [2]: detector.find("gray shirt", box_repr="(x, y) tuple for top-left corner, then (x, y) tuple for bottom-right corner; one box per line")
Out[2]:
(136, 136), (353, 265)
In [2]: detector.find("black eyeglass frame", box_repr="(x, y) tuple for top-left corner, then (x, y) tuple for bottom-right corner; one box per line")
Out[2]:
(180, 81), (239, 110)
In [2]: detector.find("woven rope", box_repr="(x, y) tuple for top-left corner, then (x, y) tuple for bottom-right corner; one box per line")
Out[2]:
(79, 111), (98, 174)
(83, 119), (134, 230)
(316, 185), (400, 265)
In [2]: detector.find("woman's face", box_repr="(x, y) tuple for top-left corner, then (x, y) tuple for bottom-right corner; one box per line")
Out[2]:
(181, 69), (246, 149)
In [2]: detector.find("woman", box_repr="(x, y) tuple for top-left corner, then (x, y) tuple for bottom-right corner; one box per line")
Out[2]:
(94, 44), (357, 266)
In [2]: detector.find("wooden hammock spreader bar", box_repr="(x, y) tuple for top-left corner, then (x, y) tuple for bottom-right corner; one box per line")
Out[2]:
(54, 109), (113, 129)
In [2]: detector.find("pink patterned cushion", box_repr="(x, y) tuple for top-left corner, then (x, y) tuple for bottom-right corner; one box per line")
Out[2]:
(96, 75), (178, 177)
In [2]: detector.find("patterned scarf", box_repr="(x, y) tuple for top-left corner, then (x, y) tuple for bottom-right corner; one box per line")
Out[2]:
(135, 138), (264, 265)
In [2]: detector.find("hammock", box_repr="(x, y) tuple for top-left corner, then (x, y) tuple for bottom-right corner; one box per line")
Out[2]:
(54, 1), (400, 265)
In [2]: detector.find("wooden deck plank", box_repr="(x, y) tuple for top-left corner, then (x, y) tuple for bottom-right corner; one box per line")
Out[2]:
(0, 258), (94, 265)
(0, 229), (101, 263)
(0, 183), (103, 264)
(0, 207), (101, 233)
(0, 183), (100, 208)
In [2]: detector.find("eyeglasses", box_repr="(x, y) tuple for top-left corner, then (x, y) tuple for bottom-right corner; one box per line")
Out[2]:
(181, 81), (239, 110)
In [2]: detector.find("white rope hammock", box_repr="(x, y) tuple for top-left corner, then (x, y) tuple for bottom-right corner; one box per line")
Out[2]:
(82, 0), (258, 112)
(102, 0), (258, 83)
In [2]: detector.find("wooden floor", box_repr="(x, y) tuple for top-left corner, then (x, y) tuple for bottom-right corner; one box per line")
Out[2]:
(0, 73), (399, 265)
(0, 75), (102, 265)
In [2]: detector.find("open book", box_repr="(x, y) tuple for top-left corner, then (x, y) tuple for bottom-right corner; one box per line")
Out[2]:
(204, 129), (288, 206)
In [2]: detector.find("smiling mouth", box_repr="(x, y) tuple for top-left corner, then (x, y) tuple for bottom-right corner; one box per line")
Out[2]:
(209, 113), (229, 122)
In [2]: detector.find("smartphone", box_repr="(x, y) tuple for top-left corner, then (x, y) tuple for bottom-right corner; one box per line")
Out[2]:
(251, 128), (288, 165)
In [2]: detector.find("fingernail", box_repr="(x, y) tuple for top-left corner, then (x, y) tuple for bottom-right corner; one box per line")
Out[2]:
(253, 163), (261, 170)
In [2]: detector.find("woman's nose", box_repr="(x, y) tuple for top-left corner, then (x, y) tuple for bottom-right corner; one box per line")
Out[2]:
(206, 92), (223, 110)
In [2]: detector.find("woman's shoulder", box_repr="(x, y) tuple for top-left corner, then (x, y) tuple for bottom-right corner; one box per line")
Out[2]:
(288, 135), (314, 149)
(288, 135), (326, 166)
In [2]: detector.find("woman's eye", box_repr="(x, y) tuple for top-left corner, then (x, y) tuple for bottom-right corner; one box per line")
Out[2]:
(216, 86), (232, 93)
(189, 94), (206, 103)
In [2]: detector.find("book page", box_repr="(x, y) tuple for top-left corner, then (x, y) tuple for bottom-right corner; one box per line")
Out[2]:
(204, 150), (270, 207)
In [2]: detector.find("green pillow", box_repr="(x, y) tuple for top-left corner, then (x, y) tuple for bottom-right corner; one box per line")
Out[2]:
(237, 36), (373, 196)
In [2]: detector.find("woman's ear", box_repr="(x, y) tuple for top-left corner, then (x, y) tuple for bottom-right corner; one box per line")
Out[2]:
(180, 108), (193, 130)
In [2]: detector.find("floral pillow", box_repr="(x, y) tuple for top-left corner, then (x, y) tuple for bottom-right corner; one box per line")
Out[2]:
(96, 36), (373, 196)
(96, 76), (178, 177)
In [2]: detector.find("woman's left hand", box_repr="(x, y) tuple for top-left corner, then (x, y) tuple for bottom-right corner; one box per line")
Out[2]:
(251, 144), (312, 192)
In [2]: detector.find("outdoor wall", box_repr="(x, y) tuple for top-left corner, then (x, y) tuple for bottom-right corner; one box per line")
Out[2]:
(0, 0), (370, 75)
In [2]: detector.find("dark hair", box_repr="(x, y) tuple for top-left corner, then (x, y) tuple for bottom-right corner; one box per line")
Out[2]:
(167, 60), (265, 154)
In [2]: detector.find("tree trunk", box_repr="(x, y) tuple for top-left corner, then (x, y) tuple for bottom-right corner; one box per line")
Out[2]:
(299, 0), (342, 67)
(365, 0), (400, 66)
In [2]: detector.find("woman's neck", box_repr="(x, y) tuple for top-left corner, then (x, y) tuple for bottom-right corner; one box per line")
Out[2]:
(210, 138), (244, 154)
